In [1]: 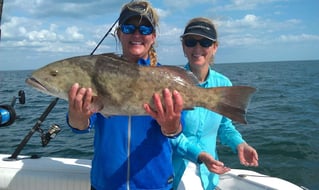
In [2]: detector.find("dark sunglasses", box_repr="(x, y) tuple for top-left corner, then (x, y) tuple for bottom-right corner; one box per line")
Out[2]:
(183, 38), (214, 48)
(120, 24), (153, 35)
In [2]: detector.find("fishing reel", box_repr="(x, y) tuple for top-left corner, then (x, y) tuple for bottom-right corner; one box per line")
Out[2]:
(39, 124), (61, 147)
(5, 97), (61, 160)
(0, 90), (25, 127)
(1, 91), (61, 160)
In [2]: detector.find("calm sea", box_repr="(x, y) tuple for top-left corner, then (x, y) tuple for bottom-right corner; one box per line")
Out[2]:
(1, 60), (318, 189)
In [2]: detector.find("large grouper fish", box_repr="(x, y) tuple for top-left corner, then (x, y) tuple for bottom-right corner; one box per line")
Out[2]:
(26, 53), (256, 124)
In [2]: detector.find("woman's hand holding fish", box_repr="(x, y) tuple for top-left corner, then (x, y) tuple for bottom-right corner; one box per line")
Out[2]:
(237, 142), (259, 167)
(198, 152), (231, 174)
(144, 88), (183, 137)
(68, 83), (94, 130)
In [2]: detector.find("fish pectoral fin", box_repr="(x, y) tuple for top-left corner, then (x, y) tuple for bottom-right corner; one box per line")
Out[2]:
(89, 96), (104, 112)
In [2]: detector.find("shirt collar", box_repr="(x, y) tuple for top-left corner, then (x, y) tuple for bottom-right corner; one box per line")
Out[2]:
(137, 57), (151, 66)
(184, 63), (210, 87)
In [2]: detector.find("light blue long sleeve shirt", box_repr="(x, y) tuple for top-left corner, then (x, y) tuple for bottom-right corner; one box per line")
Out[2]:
(171, 64), (245, 189)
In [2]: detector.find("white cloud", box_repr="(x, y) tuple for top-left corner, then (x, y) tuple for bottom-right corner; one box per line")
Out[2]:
(218, 0), (286, 11)
(28, 29), (58, 41)
(242, 14), (259, 26)
(1, 0), (318, 71)
(216, 14), (265, 36)
(279, 34), (319, 42)
(212, 13), (314, 49)
(65, 26), (84, 41)
(155, 8), (170, 19)
(162, 0), (213, 10)
(2, 17), (34, 39)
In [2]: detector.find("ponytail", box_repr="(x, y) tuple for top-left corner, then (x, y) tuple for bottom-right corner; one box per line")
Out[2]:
(149, 45), (157, 66)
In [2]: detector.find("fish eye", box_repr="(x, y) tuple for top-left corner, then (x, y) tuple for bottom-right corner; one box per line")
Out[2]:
(50, 70), (58, 76)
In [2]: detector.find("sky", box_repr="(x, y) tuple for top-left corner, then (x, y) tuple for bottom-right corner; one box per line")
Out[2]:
(0, 0), (318, 71)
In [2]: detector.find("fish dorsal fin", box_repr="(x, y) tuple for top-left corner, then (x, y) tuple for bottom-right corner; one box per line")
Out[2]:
(99, 52), (122, 60)
(96, 53), (139, 70)
(157, 65), (199, 86)
(99, 53), (131, 63)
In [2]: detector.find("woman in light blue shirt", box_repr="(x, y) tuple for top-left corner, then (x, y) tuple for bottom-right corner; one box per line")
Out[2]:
(171, 17), (259, 190)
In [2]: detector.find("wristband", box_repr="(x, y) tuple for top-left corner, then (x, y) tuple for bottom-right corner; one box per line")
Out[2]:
(162, 124), (182, 138)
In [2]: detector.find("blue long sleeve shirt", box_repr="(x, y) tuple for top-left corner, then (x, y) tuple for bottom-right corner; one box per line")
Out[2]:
(67, 58), (176, 190)
(171, 64), (245, 190)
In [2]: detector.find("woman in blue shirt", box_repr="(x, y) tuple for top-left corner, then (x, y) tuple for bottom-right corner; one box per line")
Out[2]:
(67, 1), (183, 190)
(171, 17), (259, 190)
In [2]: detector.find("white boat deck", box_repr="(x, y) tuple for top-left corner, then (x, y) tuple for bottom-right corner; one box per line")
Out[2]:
(0, 154), (91, 190)
(0, 154), (305, 190)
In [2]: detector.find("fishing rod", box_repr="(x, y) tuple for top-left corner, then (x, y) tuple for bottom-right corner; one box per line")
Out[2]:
(6, 97), (60, 161)
(3, 2), (124, 161)
(90, 0), (134, 55)
(90, 17), (119, 55)
(0, 0), (3, 40)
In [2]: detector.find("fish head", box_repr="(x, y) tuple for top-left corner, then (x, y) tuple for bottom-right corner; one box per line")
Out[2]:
(25, 56), (96, 100)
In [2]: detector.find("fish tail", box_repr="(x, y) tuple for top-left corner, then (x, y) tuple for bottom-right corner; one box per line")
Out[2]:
(200, 86), (256, 124)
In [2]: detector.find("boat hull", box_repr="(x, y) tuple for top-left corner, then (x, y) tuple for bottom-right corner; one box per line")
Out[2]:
(217, 168), (305, 190)
(0, 154), (305, 190)
(0, 154), (90, 190)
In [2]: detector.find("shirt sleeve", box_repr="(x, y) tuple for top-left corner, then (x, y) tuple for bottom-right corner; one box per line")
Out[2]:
(66, 112), (95, 134)
(217, 117), (245, 153)
(170, 133), (203, 163)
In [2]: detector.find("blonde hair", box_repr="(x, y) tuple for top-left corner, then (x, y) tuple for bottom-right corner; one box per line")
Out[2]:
(120, 0), (159, 29)
(117, 0), (159, 66)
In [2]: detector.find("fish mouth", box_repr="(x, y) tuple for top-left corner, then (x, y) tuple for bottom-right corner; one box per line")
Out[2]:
(25, 77), (49, 92)
(25, 77), (65, 100)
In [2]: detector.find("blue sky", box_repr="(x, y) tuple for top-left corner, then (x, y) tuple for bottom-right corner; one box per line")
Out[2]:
(0, 0), (318, 71)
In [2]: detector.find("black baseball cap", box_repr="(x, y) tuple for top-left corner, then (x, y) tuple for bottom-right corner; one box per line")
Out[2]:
(181, 21), (217, 41)
(119, 2), (155, 27)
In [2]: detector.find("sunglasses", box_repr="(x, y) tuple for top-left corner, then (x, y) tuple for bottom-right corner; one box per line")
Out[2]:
(183, 38), (214, 48)
(120, 24), (153, 35)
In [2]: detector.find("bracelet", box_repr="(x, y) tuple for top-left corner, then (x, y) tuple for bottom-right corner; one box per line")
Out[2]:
(162, 124), (182, 138)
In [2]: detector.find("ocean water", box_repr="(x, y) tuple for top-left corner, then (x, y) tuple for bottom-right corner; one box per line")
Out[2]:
(0, 60), (318, 189)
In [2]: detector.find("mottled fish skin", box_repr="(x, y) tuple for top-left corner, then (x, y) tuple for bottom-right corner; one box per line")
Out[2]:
(25, 53), (256, 124)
